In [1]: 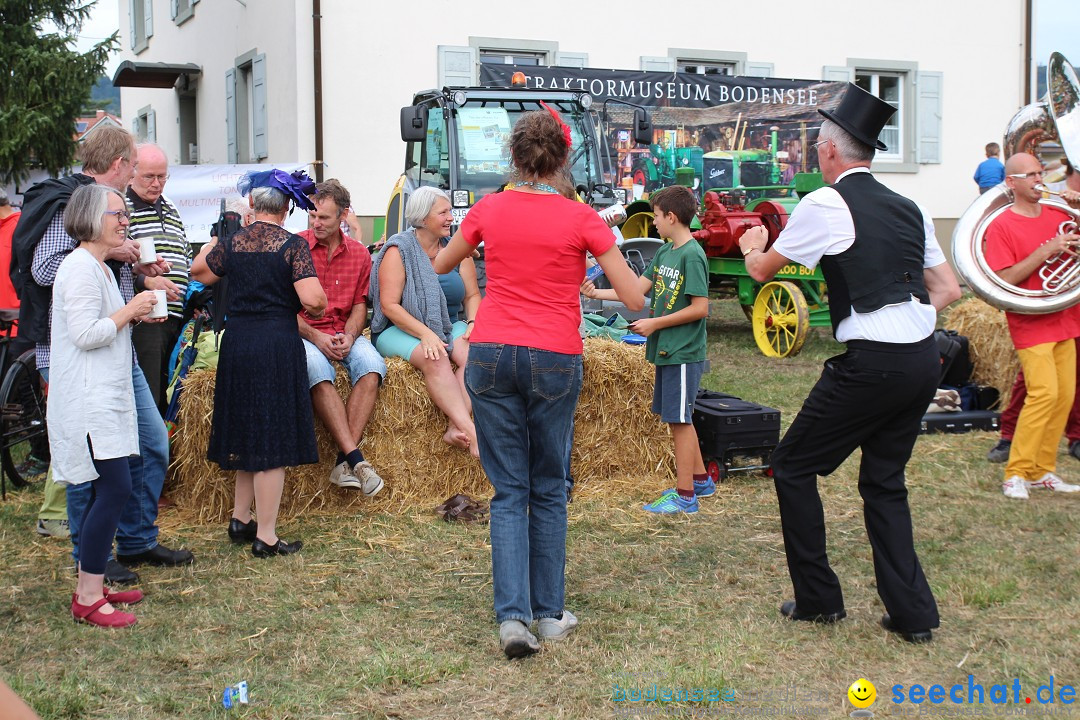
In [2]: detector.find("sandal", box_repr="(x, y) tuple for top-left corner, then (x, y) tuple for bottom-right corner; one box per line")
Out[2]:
(435, 494), (489, 524)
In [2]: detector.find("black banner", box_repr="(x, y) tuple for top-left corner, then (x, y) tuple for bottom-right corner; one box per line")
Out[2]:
(478, 65), (846, 195)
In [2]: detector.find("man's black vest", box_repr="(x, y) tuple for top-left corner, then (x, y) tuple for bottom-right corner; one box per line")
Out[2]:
(819, 171), (930, 336)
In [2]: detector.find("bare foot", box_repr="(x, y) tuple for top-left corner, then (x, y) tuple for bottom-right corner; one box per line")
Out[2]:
(443, 427), (470, 449)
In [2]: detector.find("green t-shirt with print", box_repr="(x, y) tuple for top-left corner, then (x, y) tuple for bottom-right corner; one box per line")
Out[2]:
(642, 239), (710, 366)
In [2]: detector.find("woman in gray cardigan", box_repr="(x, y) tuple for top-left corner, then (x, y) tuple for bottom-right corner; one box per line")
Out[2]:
(370, 187), (480, 456)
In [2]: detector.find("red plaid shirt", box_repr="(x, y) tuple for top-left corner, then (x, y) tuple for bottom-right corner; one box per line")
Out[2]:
(297, 229), (371, 336)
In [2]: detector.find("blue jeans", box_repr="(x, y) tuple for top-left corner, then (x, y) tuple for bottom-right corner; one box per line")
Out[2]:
(68, 364), (168, 561)
(466, 343), (582, 624)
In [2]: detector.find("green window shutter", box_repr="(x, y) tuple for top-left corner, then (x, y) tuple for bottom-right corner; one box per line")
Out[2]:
(822, 65), (854, 82)
(129, 0), (137, 50)
(147, 109), (156, 143)
(916, 71), (943, 164)
(554, 51), (588, 68)
(144, 0), (153, 39)
(640, 56), (676, 72)
(745, 62), (774, 78)
(225, 68), (237, 163)
(252, 54), (268, 160)
(437, 46), (476, 88)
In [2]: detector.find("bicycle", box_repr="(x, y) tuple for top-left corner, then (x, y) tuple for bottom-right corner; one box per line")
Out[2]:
(0, 308), (48, 498)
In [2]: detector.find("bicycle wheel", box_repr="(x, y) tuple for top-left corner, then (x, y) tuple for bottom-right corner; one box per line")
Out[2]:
(0, 349), (49, 488)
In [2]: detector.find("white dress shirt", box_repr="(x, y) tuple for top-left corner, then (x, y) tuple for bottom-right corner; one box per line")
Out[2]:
(772, 167), (945, 343)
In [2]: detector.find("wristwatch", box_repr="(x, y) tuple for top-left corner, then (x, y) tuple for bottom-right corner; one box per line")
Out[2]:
(741, 245), (756, 256)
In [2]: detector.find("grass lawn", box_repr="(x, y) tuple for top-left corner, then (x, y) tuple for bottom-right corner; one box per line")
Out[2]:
(1, 299), (1078, 719)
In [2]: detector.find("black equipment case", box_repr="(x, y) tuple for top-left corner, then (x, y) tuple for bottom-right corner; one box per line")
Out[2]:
(692, 391), (781, 480)
(919, 410), (1000, 434)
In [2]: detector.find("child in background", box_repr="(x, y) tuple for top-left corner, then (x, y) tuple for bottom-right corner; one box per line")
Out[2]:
(581, 186), (711, 513)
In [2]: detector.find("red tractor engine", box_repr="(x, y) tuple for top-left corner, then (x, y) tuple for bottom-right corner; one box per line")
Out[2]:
(691, 191), (788, 258)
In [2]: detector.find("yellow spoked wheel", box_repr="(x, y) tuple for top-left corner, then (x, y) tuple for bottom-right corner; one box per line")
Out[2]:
(751, 281), (810, 358)
(621, 211), (656, 240)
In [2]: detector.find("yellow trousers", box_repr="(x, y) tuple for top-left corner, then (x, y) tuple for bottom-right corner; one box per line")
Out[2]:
(1006, 339), (1076, 480)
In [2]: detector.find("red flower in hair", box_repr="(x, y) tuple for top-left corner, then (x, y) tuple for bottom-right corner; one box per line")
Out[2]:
(539, 101), (573, 150)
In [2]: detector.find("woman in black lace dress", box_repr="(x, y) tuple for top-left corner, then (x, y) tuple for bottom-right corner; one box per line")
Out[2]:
(192, 169), (327, 558)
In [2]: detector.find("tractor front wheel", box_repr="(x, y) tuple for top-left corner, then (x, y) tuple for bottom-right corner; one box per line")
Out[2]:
(751, 281), (810, 358)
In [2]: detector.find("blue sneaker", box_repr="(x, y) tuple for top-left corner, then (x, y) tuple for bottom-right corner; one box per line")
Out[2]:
(693, 477), (716, 497)
(643, 490), (699, 514)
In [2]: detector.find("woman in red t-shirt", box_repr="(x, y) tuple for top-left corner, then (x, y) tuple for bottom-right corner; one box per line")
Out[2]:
(435, 108), (644, 659)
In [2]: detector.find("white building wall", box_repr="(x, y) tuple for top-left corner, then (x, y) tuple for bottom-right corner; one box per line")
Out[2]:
(121, 0), (1029, 227)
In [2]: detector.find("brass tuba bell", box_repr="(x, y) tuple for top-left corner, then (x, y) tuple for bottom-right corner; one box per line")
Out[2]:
(952, 52), (1080, 314)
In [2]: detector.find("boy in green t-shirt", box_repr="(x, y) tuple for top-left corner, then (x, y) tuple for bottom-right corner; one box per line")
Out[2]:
(582, 186), (711, 514)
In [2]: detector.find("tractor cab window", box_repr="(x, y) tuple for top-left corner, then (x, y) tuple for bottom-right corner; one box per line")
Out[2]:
(406, 105), (450, 190)
(452, 100), (594, 203)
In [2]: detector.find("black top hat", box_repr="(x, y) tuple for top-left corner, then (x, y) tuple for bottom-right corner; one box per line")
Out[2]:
(818, 82), (895, 152)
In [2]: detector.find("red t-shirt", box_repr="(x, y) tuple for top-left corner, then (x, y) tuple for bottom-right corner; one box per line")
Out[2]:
(460, 191), (615, 354)
(296, 228), (371, 336)
(0, 212), (20, 335)
(984, 206), (1080, 349)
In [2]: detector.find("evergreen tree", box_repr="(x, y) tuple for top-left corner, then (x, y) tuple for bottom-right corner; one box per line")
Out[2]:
(0, 0), (117, 184)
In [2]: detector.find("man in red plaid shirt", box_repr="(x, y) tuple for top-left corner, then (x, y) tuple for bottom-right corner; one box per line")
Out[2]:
(298, 180), (387, 495)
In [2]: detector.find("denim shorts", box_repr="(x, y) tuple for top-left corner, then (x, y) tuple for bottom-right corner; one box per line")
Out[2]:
(652, 361), (705, 424)
(374, 321), (468, 361)
(303, 335), (387, 388)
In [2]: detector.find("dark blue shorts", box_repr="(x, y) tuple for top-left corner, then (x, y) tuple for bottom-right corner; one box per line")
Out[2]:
(652, 361), (705, 424)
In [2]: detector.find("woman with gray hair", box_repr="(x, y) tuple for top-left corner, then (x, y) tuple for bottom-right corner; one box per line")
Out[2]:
(192, 169), (327, 557)
(50, 183), (162, 627)
(370, 186), (480, 455)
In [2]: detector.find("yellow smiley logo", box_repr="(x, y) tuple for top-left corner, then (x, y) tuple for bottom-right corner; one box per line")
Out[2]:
(848, 678), (876, 709)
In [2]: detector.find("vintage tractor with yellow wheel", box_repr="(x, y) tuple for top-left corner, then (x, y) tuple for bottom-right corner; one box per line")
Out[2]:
(692, 174), (829, 357)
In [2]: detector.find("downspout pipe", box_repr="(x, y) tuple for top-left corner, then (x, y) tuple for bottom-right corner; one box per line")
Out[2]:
(313, 0), (324, 182)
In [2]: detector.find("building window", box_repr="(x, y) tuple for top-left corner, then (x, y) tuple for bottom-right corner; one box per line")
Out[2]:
(678, 61), (736, 76)
(171, 0), (198, 26)
(134, 106), (156, 143)
(226, 51), (267, 163)
(128, 0), (153, 54)
(855, 71), (903, 160)
(479, 51), (545, 66)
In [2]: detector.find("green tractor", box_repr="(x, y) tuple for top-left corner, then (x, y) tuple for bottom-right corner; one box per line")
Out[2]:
(630, 136), (704, 192)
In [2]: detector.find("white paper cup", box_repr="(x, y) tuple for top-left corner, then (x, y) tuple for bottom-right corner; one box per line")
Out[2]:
(148, 290), (168, 319)
(138, 236), (157, 265)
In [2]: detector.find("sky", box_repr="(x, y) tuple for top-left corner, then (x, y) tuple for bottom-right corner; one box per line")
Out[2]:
(71, 0), (122, 75)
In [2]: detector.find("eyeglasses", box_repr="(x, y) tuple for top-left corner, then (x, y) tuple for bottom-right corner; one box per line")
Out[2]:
(103, 210), (130, 220)
(138, 173), (169, 184)
(813, 139), (831, 151)
(1007, 171), (1044, 180)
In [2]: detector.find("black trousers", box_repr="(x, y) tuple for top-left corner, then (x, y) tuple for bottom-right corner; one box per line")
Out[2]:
(132, 316), (183, 417)
(771, 335), (941, 631)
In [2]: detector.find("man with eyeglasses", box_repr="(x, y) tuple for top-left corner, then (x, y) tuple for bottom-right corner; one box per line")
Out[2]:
(984, 152), (1080, 500)
(738, 84), (962, 644)
(127, 143), (192, 415)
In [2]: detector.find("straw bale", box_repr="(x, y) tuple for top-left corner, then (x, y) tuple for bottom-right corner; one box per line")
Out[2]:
(167, 337), (674, 522)
(943, 297), (1019, 406)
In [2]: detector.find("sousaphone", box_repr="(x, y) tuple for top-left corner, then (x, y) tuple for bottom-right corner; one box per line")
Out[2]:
(952, 52), (1080, 314)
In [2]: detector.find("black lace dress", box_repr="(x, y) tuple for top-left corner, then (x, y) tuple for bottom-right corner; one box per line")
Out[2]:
(205, 221), (319, 471)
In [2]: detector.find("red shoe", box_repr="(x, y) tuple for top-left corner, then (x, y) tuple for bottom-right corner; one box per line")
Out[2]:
(104, 587), (144, 605)
(71, 596), (137, 628)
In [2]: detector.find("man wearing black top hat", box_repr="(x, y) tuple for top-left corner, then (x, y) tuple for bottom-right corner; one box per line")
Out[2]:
(738, 83), (962, 643)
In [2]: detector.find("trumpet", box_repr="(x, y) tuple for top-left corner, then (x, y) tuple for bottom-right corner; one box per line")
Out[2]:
(1038, 220), (1080, 293)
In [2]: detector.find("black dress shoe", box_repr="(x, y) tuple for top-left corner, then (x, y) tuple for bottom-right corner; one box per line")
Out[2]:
(228, 518), (258, 544)
(104, 559), (140, 585)
(780, 600), (846, 624)
(117, 543), (195, 567)
(251, 537), (302, 558)
(881, 614), (933, 644)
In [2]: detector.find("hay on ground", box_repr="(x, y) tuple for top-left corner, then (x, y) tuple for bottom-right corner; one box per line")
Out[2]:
(168, 337), (674, 522)
(943, 297), (1018, 406)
